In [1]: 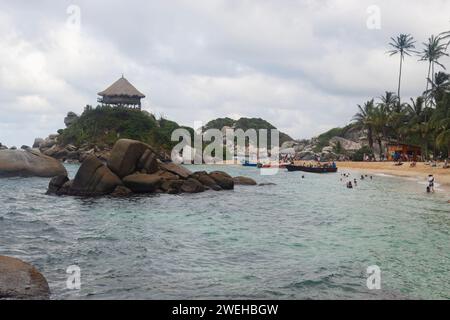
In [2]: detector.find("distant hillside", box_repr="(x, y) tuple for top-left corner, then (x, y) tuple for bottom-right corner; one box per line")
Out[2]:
(203, 117), (293, 145)
(59, 106), (194, 152)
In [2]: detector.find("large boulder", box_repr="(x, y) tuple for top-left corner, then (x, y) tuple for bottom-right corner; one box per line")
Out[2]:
(107, 139), (154, 178)
(122, 173), (162, 193)
(233, 176), (257, 185)
(329, 136), (361, 151)
(160, 179), (184, 193)
(0, 256), (50, 300)
(158, 162), (192, 179)
(46, 175), (69, 194)
(191, 171), (222, 191)
(209, 171), (234, 190)
(180, 178), (205, 193)
(32, 138), (44, 149)
(137, 149), (159, 174)
(69, 156), (122, 196)
(0, 150), (67, 177)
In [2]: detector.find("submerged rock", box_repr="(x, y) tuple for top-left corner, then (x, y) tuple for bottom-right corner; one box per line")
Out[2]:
(180, 178), (205, 193)
(0, 255), (50, 300)
(209, 171), (234, 190)
(233, 176), (257, 185)
(0, 150), (67, 178)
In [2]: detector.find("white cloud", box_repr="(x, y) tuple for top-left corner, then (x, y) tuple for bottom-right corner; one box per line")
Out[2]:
(1, 0), (450, 146)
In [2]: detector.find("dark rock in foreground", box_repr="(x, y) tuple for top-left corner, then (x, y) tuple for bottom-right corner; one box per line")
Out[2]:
(0, 256), (50, 300)
(47, 139), (257, 197)
(0, 149), (67, 178)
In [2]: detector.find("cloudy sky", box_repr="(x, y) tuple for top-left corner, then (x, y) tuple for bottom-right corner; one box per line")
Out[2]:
(1, 0), (450, 147)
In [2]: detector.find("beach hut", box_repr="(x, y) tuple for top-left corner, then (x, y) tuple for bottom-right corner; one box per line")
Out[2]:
(386, 143), (422, 161)
(98, 75), (146, 109)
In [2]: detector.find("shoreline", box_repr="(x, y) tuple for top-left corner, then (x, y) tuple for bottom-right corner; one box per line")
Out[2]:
(335, 161), (450, 193)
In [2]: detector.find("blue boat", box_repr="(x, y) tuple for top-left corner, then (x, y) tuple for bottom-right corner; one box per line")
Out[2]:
(241, 160), (258, 167)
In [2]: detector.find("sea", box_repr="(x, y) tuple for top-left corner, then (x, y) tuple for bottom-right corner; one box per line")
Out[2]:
(0, 164), (449, 299)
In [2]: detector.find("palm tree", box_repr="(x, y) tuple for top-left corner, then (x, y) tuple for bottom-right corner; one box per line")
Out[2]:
(353, 99), (375, 150)
(387, 34), (416, 104)
(418, 35), (449, 104)
(424, 71), (450, 106)
(370, 104), (390, 160)
(430, 93), (450, 157)
(405, 96), (431, 158)
(378, 91), (399, 112)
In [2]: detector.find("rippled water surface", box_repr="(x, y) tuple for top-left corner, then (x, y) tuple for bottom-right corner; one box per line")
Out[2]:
(0, 164), (449, 299)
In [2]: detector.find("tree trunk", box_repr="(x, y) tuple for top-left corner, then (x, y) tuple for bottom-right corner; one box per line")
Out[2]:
(378, 138), (383, 161)
(368, 127), (374, 150)
(398, 53), (403, 104)
(425, 61), (432, 108)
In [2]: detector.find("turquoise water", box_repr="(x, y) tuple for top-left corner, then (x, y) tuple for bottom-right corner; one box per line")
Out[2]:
(0, 164), (449, 299)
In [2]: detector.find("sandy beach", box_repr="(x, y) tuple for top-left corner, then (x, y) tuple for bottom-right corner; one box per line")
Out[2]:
(335, 161), (450, 192)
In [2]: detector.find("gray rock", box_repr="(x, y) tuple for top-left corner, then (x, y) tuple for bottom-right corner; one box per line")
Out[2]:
(0, 255), (50, 300)
(0, 150), (67, 177)
(32, 138), (44, 149)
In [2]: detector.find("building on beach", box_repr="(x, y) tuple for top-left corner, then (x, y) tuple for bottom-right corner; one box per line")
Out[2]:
(386, 143), (422, 161)
(98, 75), (146, 110)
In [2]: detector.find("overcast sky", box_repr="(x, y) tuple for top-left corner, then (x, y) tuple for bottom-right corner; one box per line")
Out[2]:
(1, 0), (450, 147)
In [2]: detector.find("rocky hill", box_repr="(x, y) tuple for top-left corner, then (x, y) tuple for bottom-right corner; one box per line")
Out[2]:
(33, 106), (194, 163)
(203, 117), (293, 145)
(280, 123), (373, 161)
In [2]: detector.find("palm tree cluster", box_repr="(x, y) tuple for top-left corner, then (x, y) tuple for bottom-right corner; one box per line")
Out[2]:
(353, 31), (450, 160)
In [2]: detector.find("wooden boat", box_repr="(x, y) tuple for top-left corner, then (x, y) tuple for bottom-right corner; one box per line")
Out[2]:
(285, 165), (338, 173)
(257, 162), (290, 169)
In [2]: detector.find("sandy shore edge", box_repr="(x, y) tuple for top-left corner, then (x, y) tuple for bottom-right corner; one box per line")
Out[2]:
(335, 161), (450, 194)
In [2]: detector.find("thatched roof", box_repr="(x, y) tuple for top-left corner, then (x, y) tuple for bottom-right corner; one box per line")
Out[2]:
(98, 76), (145, 98)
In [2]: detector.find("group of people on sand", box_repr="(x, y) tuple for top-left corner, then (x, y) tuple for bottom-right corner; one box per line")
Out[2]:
(340, 173), (373, 189)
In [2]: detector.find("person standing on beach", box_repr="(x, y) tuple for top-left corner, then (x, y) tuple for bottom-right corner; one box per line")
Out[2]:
(428, 175), (435, 193)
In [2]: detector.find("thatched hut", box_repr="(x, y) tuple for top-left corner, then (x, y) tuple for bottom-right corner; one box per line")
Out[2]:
(98, 76), (145, 109)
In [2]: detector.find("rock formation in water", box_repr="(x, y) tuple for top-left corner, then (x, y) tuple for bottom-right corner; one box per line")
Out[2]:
(0, 149), (67, 177)
(0, 255), (50, 300)
(47, 138), (257, 196)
